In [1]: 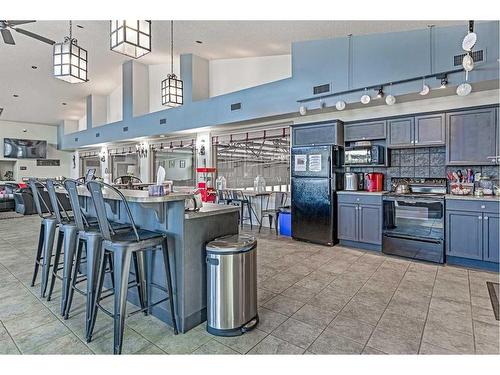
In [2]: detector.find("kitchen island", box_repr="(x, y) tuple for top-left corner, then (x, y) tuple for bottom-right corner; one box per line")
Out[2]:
(78, 188), (240, 333)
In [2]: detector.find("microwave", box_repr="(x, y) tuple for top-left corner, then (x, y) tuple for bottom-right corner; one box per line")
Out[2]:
(344, 145), (384, 165)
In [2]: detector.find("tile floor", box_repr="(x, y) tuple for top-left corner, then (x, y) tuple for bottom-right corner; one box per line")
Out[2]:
(0, 215), (499, 355)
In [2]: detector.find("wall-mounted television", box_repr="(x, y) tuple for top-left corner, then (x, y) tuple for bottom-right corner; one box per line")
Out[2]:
(3, 138), (47, 159)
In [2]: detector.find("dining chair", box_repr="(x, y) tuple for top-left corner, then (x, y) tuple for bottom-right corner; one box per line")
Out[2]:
(259, 192), (288, 234)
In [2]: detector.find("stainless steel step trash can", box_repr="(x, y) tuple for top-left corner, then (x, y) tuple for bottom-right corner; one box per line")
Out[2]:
(206, 234), (259, 336)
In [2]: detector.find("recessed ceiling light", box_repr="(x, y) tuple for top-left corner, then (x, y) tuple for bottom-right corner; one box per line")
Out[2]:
(195, 40), (203, 44)
(31, 65), (38, 69)
(13, 94), (19, 98)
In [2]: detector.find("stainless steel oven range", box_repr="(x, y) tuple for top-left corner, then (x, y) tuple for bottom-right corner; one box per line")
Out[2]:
(382, 178), (447, 263)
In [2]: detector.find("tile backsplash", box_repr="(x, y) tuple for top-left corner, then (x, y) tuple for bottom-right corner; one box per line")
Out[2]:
(347, 146), (500, 191)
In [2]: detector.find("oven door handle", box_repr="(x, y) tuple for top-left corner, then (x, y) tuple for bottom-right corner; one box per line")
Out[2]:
(383, 233), (442, 244)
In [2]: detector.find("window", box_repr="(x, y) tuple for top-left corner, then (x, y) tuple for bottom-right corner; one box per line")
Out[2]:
(213, 127), (290, 190)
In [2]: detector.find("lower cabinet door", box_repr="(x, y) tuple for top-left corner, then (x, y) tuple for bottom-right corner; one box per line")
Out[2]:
(338, 203), (358, 242)
(446, 210), (483, 260)
(483, 213), (499, 263)
(358, 204), (382, 245)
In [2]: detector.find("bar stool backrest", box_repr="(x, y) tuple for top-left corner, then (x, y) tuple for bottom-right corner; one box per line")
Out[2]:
(234, 190), (248, 201)
(87, 180), (140, 242)
(64, 179), (88, 231)
(28, 178), (52, 219)
(46, 179), (71, 225)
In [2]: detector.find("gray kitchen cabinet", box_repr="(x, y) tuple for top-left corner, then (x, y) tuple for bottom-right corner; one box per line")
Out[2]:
(446, 210), (483, 260)
(414, 113), (446, 146)
(446, 108), (497, 165)
(338, 203), (358, 241)
(292, 121), (344, 146)
(358, 205), (382, 245)
(337, 194), (382, 247)
(484, 213), (499, 263)
(387, 117), (414, 147)
(344, 120), (386, 142)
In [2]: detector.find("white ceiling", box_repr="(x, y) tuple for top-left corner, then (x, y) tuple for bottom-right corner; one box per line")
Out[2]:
(0, 20), (466, 126)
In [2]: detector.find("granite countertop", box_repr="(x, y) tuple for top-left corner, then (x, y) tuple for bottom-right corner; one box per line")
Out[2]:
(76, 186), (192, 203)
(337, 190), (388, 195)
(445, 194), (500, 201)
(185, 203), (240, 219)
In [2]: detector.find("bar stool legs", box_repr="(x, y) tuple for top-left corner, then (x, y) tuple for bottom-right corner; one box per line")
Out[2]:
(88, 240), (177, 354)
(31, 222), (45, 287)
(57, 225), (79, 315)
(40, 219), (58, 298)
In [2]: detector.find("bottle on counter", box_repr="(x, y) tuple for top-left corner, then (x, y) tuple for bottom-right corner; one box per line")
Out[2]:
(215, 175), (227, 190)
(254, 175), (266, 193)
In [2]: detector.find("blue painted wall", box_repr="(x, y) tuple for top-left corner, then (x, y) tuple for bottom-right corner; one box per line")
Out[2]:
(61, 21), (499, 150)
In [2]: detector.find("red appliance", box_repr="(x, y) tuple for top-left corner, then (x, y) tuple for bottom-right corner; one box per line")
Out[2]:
(365, 173), (384, 192)
(196, 167), (217, 202)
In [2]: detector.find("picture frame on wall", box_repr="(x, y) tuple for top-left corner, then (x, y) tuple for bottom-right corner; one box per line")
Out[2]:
(180, 160), (186, 168)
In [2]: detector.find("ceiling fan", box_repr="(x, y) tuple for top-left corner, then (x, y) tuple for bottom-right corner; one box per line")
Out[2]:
(0, 20), (55, 45)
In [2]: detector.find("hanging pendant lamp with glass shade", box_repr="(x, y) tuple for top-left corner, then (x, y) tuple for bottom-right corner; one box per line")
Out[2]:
(110, 20), (151, 58)
(162, 21), (183, 107)
(53, 21), (88, 83)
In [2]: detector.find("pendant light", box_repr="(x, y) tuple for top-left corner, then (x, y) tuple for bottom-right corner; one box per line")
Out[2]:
(110, 20), (151, 58)
(162, 21), (184, 107)
(53, 21), (88, 83)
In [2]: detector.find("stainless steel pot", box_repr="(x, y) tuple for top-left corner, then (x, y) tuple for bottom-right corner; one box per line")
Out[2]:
(395, 182), (411, 194)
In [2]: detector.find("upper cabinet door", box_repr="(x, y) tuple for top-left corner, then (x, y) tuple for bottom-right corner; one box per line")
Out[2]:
(387, 117), (414, 148)
(446, 108), (497, 165)
(483, 213), (499, 263)
(344, 121), (386, 142)
(414, 114), (446, 146)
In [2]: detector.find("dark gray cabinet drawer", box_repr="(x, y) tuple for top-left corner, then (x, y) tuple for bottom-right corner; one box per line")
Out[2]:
(414, 113), (445, 146)
(445, 198), (499, 213)
(387, 117), (414, 148)
(337, 193), (382, 206)
(446, 108), (497, 165)
(344, 120), (386, 142)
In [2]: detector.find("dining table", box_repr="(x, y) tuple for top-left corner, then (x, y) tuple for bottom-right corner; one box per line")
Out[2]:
(76, 187), (240, 333)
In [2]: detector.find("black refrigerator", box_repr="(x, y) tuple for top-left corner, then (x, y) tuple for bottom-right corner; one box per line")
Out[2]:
(291, 145), (342, 246)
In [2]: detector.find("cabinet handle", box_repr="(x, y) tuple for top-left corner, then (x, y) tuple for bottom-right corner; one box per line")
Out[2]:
(484, 216), (489, 220)
(478, 216), (483, 220)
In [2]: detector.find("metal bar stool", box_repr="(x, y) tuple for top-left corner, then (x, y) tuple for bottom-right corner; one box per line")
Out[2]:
(45, 179), (76, 303)
(232, 190), (253, 229)
(259, 192), (288, 234)
(86, 181), (178, 354)
(63, 179), (130, 337)
(28, 179), (59, 297)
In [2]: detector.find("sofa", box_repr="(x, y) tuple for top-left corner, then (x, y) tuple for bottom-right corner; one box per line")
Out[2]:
(13, 185), (71, 215)
(0, 183), (18, 212)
